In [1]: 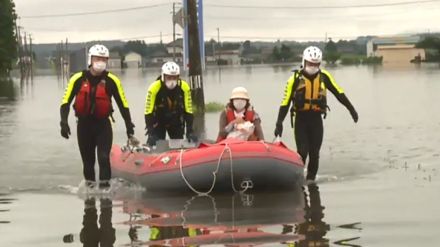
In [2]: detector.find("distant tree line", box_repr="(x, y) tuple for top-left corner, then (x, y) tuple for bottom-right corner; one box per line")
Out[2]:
(0, 0), (18, 77)
(416, 36), (440, 62)
(110, 40), (167, 59)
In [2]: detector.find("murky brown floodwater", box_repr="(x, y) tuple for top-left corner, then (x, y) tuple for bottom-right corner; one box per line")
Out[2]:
(0, 64), (439, 246)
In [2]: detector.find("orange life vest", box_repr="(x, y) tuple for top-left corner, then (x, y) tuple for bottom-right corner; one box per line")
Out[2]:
(294, 72), (327, 113)
(217, 105), (259, 142)
(74, 79), (111, 119)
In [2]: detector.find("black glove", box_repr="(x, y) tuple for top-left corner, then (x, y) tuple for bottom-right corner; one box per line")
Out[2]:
(125, 121), (135, 138)
(349, 109), (359, 123)
(186, 131), (198, 143)
(274, 122), (283, 137)
(60, 121), (70, 139)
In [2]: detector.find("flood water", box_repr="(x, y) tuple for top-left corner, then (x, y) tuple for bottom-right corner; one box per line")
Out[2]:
(0, 63), (439, 246)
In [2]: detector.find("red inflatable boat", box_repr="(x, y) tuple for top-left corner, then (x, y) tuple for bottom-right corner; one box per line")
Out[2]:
(110, 138), (304, 193)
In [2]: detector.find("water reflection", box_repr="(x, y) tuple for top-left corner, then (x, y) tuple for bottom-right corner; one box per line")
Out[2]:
(119, 187), (305, 246)
(295, 184), (330, 247)
(0, 77), (17, 100)
(116, 183), (364, 246)
(0, 193), (14, 225)
(66, 198), (116, 246)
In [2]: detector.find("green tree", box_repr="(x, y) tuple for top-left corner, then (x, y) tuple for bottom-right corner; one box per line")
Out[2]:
(324, 39), (340, 64)
(272, 46), (281, 62)
(0, 0), (18, 76)
(416, 36), (440, 61)
(280, 44), (293, 62)
(123, 40), (149, 57)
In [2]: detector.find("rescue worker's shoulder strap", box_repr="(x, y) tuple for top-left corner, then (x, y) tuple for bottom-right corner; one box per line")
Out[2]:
(280, 70), (301, 107)
(291, 70), (302, 91)
(145, 80), (162, 115)
(320, 69), (344, 94)
(107, 72), (129, 108)
(179, 79), (193, 114)
(179, 79), (191, 91)
(61, 71), (83, 105)
(148, 79), (162, 92)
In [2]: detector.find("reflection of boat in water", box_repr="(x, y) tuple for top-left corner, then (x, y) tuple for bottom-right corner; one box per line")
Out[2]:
(118, 187), (306, 246)
(111, 138), (304, 193)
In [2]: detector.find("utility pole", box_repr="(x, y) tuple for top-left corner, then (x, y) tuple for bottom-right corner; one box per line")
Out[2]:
(172, 2), (176, 61)
(29, 34), (33, 77)
(65, 38), (69, 80)
(217, 27), (220, 63)
(185, 0), (205, 139)
(160, 31), (163, 45)
(24, 32), (29, 74)
(15, 25), (23, 76)
(187, 0), (204, 110)
(60, 40), (64, 79)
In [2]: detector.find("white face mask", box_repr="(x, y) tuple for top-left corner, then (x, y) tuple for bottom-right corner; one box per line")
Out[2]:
(233, 99), (247, 111)
(304, 65), (319, 75)
(92, 61), (107, 73)
(165, 80), (177, 89)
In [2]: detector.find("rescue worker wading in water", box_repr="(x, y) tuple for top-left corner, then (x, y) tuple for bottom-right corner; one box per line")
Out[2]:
(59, 44), (137, 189)
(274, 46), (358, 183)
(144, 61), (197, 146)
(217, 87), (264, 142)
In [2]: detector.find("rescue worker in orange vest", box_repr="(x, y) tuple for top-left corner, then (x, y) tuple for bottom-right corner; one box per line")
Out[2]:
(274, 46), (358, 182)
(217, 87), (264, 142)
(144, 61), (197, 146)
(59, 44), (137, 189)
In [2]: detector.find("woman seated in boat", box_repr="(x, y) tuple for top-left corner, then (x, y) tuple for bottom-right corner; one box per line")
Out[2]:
(216, 87), (264, 142)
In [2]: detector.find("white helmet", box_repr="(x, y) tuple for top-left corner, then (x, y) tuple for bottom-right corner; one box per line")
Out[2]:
(87, 44), (109, 66)
(302, 46), (322, 67)
(230, 87), (250, 100)
(161, 61), (180, 81)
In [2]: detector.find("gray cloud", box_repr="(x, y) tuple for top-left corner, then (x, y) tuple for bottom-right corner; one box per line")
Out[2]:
(14, 0), (440, 43)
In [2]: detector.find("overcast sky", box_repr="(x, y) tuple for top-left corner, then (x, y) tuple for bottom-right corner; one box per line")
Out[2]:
(13, 0), (440, 44)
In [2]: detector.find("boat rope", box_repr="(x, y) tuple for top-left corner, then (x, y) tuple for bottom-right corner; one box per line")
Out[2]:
(179, 141), (270, 195)
(180, 194), (218, 227)
(178, 143), (229, 195)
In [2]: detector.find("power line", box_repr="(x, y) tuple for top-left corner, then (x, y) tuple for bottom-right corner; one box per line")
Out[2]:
(205, 0), (440, 10)
(205, 34), (382, 41)
(205, 6), (439, 21)
(21, 3), (170, 19)
(77, 33), (174, 43)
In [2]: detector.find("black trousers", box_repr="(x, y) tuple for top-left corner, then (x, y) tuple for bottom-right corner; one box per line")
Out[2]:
(294, 112), (324, 180)
(152, 123), (184, 139)
(77, 118), (112, 184)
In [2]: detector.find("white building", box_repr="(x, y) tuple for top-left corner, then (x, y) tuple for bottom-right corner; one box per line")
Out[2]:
(107, 52), (121, 69)
(124, 52), (142, 68)
(166, 38), (184, 57)
(366, 36), (426, 63)
(217, 50), (240, 65)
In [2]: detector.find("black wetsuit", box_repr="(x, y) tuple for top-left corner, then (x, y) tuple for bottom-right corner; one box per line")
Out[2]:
(60, 70), (134, 186)
(276, 69), (358, 180)
(144, 78), (194, 145)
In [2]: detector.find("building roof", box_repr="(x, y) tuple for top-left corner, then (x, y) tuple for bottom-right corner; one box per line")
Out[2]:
(125, 51), (142, 57)
(149, 50), (169, 58)
(217, 49), (240, 55)
(109, 51), (120, 58)
(166, 38), (183, 48)
(372, 35), (421, 45)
